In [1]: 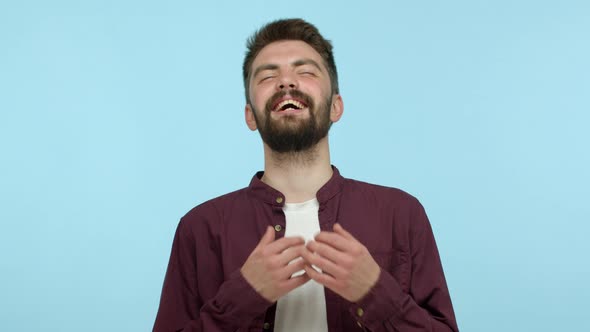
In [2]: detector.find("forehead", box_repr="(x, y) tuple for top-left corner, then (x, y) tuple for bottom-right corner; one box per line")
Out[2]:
(251, 40), (324, 70)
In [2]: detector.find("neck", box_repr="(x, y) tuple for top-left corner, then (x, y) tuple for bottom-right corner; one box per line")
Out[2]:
(261, 137), (333, 203)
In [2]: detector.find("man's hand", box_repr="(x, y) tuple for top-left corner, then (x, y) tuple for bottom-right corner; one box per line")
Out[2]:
(301, 223), (381, 302)
(241, 226), (310, 302)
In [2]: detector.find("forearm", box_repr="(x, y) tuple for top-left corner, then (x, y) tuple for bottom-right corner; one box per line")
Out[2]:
(350, 269), (457, 332)
(154, 270), (272, 332)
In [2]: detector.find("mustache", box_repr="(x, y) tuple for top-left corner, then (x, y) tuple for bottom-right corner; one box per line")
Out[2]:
(264, 89), (314, 113)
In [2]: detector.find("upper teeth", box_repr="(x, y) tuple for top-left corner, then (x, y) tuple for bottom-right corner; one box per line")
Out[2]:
(275, 99), (305, 111)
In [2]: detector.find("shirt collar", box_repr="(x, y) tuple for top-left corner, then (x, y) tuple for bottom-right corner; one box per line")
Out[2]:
(248, 165), (344, 207)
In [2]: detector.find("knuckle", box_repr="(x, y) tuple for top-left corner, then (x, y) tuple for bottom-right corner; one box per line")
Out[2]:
(264, 259), (276, 270)
(269, 257), (281, 269)
(271, 271), (282, 282)
(312, 256), (323, 266)
(352, 246), (363, 256)
(312, 242), (321, 253)
(290, 237), (302, 245)
(342, 256), (354, 269)
(260, 247), (271, 257)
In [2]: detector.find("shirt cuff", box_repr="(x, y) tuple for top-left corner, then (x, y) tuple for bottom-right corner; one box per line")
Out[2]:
(348, 268), (405, 330)
(213, 269), (274, 322)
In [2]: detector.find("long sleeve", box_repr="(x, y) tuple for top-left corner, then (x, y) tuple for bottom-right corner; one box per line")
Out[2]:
(153, 217), (271, 332)
(349, 200), (459, 332)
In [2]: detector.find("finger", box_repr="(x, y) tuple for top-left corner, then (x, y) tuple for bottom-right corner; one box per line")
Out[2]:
(314, 231), (351, 252)
(280, 273), (311, 294)
(300, 246), (347, 278)
(333, 223), (355, 240)
(276, 244), (306, 265)
(256, 226), (275, 248)
(307, 240), (348, 265)
(279, 257), (307, 279)
(304, 265), (338, 290)
(265, 236), (305, 254)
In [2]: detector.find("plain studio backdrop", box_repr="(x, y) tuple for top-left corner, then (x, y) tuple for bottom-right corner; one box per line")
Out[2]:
(1, 1), (588, 331)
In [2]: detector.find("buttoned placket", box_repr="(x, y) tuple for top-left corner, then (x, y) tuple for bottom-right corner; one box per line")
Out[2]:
(271, 196), (286, 239)
(260, 196), (287, 332)
(249, 167), (345, 331)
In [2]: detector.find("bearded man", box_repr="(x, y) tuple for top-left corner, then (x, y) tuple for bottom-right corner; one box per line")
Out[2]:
(153, 19), (459, 332)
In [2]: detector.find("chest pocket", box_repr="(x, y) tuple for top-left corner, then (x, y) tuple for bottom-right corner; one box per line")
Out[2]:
(371, 250), (410, 293)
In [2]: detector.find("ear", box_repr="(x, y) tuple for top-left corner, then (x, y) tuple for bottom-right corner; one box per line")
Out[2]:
(330, 94), (344, 123)
(245, 104), (258, 131)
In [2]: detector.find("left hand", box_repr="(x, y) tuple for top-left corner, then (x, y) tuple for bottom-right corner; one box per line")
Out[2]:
(300, 223), (381, 302)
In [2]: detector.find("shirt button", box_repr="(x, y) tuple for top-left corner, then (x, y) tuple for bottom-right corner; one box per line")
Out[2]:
(274, 225), (282, 232)
(276, 197), (284, 204)
(356, 307), (364, 317)
(263, 322), (271, 330)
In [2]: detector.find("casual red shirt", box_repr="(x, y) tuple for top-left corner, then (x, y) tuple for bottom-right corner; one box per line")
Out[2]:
(153, 167), (459, 332)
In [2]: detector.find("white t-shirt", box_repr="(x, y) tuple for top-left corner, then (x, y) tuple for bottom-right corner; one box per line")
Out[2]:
(274, 198), (328, 332)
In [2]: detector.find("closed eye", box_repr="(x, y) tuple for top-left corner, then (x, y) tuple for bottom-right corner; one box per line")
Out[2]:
(259, 75), (276, 83)
(299, 71), (316, 77)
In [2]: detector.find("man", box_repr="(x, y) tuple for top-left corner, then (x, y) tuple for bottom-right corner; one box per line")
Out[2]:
(153, 18), (458, 332)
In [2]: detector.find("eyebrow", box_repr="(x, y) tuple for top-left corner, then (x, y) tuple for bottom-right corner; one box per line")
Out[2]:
(292, 59), (323, 72)
(252, 58), (323, 79)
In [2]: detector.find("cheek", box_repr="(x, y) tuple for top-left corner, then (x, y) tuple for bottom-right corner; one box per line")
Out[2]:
(250, 85), (274, 107)
(253, 96), (268, 112)
(303, 80), (331, 100)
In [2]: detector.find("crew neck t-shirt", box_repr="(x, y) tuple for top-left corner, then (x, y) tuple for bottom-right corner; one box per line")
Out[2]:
(274, 198), (328, 332)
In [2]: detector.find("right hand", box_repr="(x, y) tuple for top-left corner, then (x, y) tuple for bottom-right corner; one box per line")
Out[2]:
(240, 226), (310, 302)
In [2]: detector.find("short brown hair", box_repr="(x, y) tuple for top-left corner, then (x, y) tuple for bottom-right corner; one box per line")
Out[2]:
(243, 18), (339, 102)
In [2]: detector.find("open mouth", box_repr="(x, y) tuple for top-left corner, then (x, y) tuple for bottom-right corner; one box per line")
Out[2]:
(272, 99), (308, 112)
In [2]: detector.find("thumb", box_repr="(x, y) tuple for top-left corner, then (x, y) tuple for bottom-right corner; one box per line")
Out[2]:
(258, 226), (275, 246)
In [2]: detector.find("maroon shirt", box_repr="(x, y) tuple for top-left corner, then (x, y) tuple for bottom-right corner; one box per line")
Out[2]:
(153, 167), (458, 332)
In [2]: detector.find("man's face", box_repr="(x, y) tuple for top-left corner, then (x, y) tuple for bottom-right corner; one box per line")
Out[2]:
(246, 40), (340, 153)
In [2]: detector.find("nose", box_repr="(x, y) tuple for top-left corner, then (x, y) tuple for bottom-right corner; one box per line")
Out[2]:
(279, 82), (296, 89)
(277, 72), (297, 90)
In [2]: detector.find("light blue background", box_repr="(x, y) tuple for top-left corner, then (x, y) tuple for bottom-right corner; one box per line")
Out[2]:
(1, 1), (589, 331)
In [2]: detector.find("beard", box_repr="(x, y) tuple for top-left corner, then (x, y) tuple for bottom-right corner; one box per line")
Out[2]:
(252, 89), (332, 154)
